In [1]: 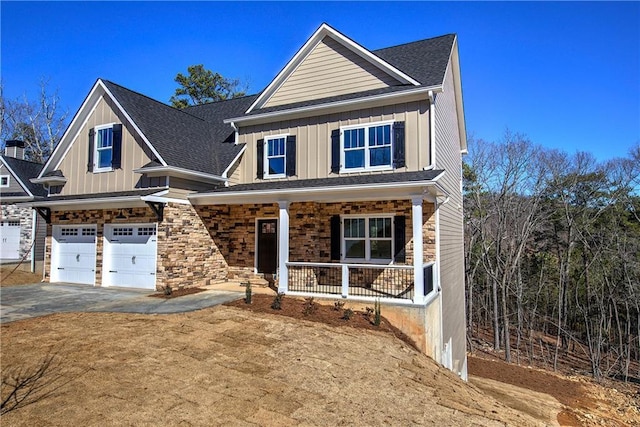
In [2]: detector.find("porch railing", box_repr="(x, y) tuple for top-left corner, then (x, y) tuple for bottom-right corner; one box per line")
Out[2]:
(286, 262), (414, 301)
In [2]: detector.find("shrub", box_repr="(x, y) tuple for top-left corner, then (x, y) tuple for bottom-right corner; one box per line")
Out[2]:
(163, 285), (172, 296)
(373, 299), (381, 326)
(333, 300), (345, 311)
(364, 306), (374, 322)
(245, 281), (252, 304)
(302, 297), (317, 316)
(342, 308), (354, 320)
(271, 293), (285, 310)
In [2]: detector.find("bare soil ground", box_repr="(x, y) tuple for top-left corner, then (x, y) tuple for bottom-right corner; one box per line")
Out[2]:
(0, 266), (41, 287)
(2, 301), (545, 426)
(2, 274), (637, 426)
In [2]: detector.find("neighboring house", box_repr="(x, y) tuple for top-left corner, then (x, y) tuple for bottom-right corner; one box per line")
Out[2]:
(31, 24), (468, 379)
(0, 140), (47, 272)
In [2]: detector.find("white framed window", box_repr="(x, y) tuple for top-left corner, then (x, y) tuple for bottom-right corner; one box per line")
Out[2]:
(0, 175), (9, 187)
(264, 135), (287, 178)
(342, 215), (394, 263)
(341, 121), (393, 172)
(94, 124), (114, 172)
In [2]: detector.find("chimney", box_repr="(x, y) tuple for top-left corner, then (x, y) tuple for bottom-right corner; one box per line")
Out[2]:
(4, 140), (25, 160)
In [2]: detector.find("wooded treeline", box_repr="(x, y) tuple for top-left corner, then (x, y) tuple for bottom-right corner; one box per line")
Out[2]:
(464, 131), (640, 381)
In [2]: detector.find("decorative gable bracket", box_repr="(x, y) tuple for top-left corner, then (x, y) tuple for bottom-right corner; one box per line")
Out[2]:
(145, 201), (164, 222)
(35, 207), (51, 224)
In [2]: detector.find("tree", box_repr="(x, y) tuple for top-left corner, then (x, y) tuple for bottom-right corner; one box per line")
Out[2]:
(169, 65), (246, 109)
(0, 78), (68, 163)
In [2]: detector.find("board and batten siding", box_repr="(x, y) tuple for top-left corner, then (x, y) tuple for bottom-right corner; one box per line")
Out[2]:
(237, 100), (430, 183)
(434, 62), (467, 377)
(264, 36), (402, 108)
(0, 164), (28, 195)
(56, 96), (162, 196)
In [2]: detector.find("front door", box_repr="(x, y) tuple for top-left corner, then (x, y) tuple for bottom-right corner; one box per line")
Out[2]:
(257, 219), (277, 274)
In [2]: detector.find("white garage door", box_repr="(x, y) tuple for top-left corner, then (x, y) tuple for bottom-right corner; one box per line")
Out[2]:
(51, 225), (97, 285)
(103, 224), (157, 289)
(0, 220), (21, 260)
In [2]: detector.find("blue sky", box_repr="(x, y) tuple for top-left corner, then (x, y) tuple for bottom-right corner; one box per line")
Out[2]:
(1, 1), (638, 161)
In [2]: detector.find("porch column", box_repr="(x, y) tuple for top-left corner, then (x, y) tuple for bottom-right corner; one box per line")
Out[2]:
(412, 196), (425, 304)
(278, 201), (290, 293)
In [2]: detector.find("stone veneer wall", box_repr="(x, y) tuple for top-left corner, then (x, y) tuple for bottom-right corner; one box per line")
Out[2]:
(194, 199), (436, 278)
(1, 205), (34, 260)
(44, 203), (226, 289)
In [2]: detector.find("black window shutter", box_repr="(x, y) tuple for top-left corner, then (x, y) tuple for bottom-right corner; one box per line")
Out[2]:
(87, 128), (95, 172)
(330, 129), (340, 173)
(286, 135), (296, 177)
(330, 215), (341, 260)
(393, 121), (406, 169)
(112, 124), (123, 169)
(394, 215), (406, 263)
(256, 139), (264, 179)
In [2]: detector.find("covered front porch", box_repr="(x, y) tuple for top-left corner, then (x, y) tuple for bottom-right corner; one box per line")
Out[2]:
(189, 171), (448, 306)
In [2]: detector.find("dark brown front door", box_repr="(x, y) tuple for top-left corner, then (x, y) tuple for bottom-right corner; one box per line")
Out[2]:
(257, 219), (278, 274)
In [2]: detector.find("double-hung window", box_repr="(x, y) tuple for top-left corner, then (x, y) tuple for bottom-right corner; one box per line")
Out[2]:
(265, 136), (286, 178)
(95, 125), (113, 172)
(343, 216), (393, 262)
(341, 121), (393, 172)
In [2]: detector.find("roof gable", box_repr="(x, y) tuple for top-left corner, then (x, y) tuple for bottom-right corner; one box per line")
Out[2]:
(263, 35), (405, 109)
(247, 23), (420, 113)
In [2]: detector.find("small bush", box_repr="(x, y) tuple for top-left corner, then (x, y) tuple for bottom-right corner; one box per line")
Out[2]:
(271, 293), (285, 310)
(364, 306), (374, 322)
(302, 297), (318, 316)
(373, 299), (381, 326)
(163, 285), (172, 296)
(342, 308), (354, 320)
(333, 300), (345, 311)
(245, 281), (252, 304)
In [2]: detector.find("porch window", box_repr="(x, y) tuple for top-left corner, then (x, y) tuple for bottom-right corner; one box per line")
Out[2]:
(342, 216), (393, 262)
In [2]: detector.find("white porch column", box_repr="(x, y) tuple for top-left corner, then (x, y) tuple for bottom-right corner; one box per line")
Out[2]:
(412, 196), (425, 304)
(278, 201), (290, 293)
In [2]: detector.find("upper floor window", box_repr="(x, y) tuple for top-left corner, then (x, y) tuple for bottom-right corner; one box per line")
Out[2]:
(265, 136), (286, 178)
(256, 135), (296, 179)
(95, 126), (113, 172)
(88, 124), (122, 173)
(0, 175), (9, 187)
(331, 121), (405, 174)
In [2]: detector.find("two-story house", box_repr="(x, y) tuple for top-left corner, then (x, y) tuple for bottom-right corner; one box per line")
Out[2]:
(31, 24), (468, 379)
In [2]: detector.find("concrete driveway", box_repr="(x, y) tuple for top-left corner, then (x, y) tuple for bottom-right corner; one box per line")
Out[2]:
(0, 283), (244, 323)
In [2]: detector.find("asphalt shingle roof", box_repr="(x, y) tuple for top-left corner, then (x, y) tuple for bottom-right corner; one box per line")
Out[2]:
(201, 170), (444, 194)
(1, 156), (46, 197)
(102, 80), (255, 176)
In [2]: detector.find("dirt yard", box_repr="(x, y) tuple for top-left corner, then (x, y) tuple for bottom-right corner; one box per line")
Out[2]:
(0, 266), (42, 287)
(2, 291), (638, 426)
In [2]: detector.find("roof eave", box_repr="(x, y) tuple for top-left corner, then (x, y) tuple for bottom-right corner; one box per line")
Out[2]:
(226, 86), (442, 126)
(132, 165), (227, 184)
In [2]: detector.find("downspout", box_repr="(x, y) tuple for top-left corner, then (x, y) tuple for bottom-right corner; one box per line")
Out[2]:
(227, 121), (240, 188)
(30, 208), (37, 273)
(424, 90), (436, 170)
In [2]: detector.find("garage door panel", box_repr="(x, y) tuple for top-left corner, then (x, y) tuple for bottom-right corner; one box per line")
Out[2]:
(103, 224), (157, 290)
(51, 225), (96, 285)
(0, 221), (21, 259)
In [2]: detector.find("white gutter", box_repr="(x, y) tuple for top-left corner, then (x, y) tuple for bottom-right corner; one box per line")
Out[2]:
(221, 145), (247, 187)
(227, 85), (443, 125)
(30, 176), (67, 185)
(141, 195), (191, 205)
(132, 165), (227, 183)
(1, 196), (33, 202)
(189, 173), (446, 204)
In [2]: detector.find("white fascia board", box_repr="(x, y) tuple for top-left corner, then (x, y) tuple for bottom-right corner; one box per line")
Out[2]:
(246, 23), (420, 114)
(449, 37), (467, 153)
(222, 145), (247, 179)
(189, 177), (444, 205)
(141, 195), (191, 205)
(227, 86), (442, 126)
(0, 157), (33, 196)
(132, 165), (226, 183)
